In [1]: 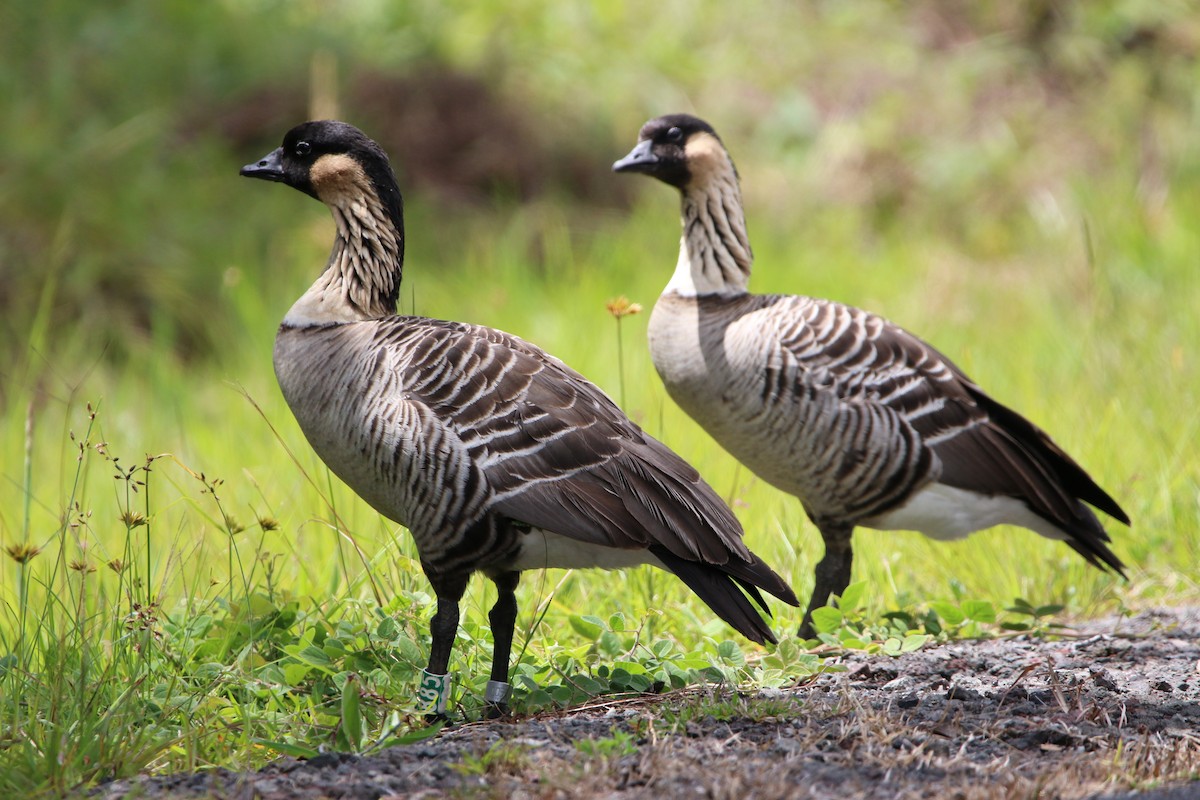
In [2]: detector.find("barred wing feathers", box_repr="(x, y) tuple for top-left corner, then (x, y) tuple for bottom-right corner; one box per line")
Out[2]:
(748, 294), (1126, 572)
(372, 317), (798, 616)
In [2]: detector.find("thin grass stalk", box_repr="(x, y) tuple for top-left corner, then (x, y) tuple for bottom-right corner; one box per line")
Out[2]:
(144, 460), (152, 608)
(237, 385), (384, 605)
(604, 297), (642, 409)
(15, 400), (35, 674)
(22, 399), (33, 542)
(615, 316), (626, 408)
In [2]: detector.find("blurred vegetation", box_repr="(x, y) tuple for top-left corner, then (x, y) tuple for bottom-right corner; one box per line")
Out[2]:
(2, 1), (1200, 790)
(3, 0), (1200, 379)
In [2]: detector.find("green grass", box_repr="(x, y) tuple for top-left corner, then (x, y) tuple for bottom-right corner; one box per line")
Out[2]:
(2, 179), (1195, 791)
(2, 1), (1199, 794)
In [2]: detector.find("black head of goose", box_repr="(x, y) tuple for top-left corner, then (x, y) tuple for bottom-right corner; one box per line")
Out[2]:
(614, 113), (1130, 637)
(240, 121), (798, 716)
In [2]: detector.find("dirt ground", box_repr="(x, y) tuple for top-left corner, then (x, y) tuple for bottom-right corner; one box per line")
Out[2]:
(98, 608), (1200, 800)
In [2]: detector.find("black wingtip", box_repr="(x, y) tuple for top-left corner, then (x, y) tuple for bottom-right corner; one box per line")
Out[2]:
(650, 545), (798, 645)
(1067, 536), (1128, 580)
(968, 387), (1132, 530)
(1108, 503), (1132, 528)
(718, 551), (801, 609)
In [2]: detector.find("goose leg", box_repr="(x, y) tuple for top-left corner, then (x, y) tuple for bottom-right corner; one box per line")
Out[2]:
(485, 570), (520, 718)
(798, 523), (854, 639)
(420, 571), (469, 719)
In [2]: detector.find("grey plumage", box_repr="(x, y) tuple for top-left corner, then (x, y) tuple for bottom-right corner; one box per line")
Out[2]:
(613, 113), (1129, 637)
(240, 120), (798, 714)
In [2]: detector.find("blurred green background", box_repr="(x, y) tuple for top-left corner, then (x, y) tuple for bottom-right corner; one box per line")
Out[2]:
(5, 0), (1200, 609)
(5, 0), (1200, 612)
(5, 0), (1199, 373)
(3, 0), (1200, 783)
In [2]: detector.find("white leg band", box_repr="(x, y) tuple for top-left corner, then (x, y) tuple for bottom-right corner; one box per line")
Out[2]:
(484, 680), (511, 705)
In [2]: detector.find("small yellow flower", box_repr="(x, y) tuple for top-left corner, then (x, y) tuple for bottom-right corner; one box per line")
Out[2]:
(605, 296), (643, 319)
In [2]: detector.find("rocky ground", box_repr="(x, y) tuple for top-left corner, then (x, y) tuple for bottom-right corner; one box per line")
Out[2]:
(98, 608), (1200, 799)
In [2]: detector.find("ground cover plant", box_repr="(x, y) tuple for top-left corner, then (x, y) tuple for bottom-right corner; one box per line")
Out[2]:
(96, 608), (1200, 800)
(1, 1), (1198, 796)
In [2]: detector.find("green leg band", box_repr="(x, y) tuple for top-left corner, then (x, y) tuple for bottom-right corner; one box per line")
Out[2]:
(418, 669), (450, 716)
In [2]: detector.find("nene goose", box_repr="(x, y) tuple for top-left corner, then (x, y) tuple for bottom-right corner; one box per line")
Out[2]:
(613, 114), (1129, 637)
(240, 120), (798, 716)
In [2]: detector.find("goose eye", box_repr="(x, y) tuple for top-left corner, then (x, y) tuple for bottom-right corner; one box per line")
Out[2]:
(666, 127), (683, 143)
(295, 141), (312, 157)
